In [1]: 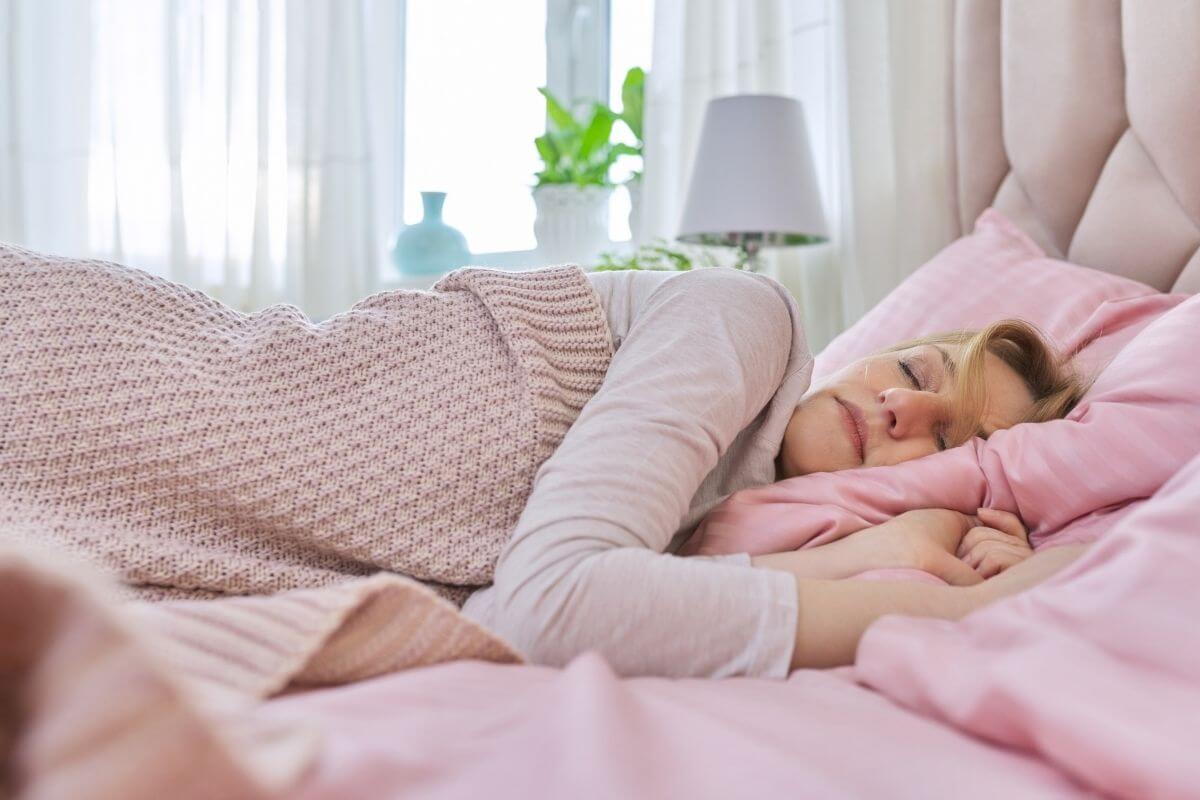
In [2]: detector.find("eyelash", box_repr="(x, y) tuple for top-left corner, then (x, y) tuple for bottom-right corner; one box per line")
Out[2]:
(898, 358), (923, 390)
(898, 358), (949, 451)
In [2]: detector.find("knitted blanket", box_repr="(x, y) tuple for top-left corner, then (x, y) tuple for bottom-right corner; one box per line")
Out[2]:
(0, 244), (613, 796)
(0, 243), (612, 597)
(2, 535), (523, 799)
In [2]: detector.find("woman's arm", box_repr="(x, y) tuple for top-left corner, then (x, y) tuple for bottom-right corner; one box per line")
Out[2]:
(785, 543), (1088, 669)
(750, 508), (983, 584)
(484, 268), (810, 678)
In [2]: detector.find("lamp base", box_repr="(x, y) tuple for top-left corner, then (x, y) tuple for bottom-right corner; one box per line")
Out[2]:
(737, 240), (763, 272)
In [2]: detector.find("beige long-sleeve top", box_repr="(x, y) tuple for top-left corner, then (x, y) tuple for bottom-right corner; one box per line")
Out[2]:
(462, 268), (815, 678)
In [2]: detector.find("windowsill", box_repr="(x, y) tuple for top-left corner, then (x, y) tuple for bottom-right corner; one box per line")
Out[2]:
(377, 240), (635, 292)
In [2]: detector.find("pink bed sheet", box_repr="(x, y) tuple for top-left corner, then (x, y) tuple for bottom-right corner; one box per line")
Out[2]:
(263, 453), (1200, 799)
(262, 657), (1086, 800)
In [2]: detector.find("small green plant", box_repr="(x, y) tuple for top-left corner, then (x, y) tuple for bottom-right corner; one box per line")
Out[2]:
(591, 239), (729, 272)
(534, 89), (637, 187)
(533, 67), (646, 188)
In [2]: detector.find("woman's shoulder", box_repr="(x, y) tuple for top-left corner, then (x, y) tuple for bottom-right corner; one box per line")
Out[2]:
(662, 268), (797, 344)
(590, 267), (811, 393)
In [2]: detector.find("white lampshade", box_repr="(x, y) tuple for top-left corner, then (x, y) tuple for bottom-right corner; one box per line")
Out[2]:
(677, 94), (828, 248)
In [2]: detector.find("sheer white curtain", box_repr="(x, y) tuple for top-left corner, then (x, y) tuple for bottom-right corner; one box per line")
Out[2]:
(643, 0), (955, 350)
(0, 0), (394, 318)
(830, 0), (956, 329)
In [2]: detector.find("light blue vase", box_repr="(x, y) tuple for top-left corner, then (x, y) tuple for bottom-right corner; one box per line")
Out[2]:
(390, 191), (470, 275)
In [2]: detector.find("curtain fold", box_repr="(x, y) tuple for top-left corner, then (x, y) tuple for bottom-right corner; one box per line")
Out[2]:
(0, 0), (383, 317)
(830, 0), (956, 329)
(643, 0), (956, 351)
(286, 0), (376, 319)
(0, 0), (93, 254)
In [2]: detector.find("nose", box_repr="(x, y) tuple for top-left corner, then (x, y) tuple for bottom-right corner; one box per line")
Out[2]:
(877, 388), (943, 440)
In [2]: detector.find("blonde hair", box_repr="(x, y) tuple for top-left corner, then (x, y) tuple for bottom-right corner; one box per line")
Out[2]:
(881, 320), (1090, 446)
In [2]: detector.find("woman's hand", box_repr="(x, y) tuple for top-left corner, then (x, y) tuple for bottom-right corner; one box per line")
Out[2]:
(841, 509), (983, 586)
(957, 508), (1033, 578)
(786, 543), (1090, 669)
(752, 509), (982, 586)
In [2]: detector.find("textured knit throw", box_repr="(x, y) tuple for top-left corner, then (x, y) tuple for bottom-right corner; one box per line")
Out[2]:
(0, 244), (613, 797)
(0, 244), (613, 599)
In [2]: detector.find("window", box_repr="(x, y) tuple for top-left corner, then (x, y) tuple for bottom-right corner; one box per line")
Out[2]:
(607, 0), (654, 242)
(5, 0), (654, 303)
(402, 1), (548, 255)
(398, 0), (655, 271)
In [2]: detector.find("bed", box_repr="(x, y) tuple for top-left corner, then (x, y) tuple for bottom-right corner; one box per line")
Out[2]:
(6, 2), (1199, 799)
(252, 3), (1200, 799)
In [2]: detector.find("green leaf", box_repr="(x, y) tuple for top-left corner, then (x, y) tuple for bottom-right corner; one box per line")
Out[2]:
(534, 86), (626, 188)
(578, 105), (616, 161)
(534, 134), (558, 167)
(538, 87), (577, 133)
(620, 67), (645, 141)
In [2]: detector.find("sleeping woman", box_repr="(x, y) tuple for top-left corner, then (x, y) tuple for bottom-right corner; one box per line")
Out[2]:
(0, 251), (1090, 678)
(463, 267), (1090, 676)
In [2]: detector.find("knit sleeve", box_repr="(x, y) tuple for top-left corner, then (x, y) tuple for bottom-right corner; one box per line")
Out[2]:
(477, 268), (802, 678)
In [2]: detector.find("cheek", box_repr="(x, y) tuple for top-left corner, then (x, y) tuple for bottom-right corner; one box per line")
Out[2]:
(868, 438), (937, 468)
(782, 403), (855, 475)
(842, 357), (888, 390)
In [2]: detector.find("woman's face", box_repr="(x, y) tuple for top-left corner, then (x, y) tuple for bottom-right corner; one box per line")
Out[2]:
(778, 343), (1034, 477)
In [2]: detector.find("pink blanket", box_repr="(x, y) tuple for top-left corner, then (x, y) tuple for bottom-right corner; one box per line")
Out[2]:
(857, 450), (1200, 799)
(264, 451), (1200, 799)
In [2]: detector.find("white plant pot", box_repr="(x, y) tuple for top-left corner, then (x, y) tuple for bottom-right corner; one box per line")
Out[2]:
(532, 184), (613, 266)
(626, 179), (644, 245)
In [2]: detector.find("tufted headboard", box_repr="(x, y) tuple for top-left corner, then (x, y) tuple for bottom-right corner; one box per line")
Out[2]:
(947, 0), (1200, 293)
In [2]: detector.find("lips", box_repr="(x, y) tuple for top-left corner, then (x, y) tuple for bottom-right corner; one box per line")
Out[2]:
(835, 397), (867, 463)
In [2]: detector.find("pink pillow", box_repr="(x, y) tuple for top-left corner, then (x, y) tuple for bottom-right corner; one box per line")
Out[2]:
(815, 208), (1161, 379)
(688, 211), (1197, 558)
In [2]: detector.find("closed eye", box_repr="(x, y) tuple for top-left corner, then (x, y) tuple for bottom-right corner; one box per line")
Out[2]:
(902, 358), (949, 449)
(898, 358), (922, 390)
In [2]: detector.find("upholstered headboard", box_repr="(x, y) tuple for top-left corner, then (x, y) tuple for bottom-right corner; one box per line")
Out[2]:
(947, 0), (1200, 293)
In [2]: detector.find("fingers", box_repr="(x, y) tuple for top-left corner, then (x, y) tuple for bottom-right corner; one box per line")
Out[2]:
(957, 526), (1011, 558)
(962, 540), (1029, 575)
(928, 551), (984, 587)
(978, 553), (1008, 579)
(962, 540), (1024, 568)
(973, 544), (1089, 605)
(976, 507), (1029, 545)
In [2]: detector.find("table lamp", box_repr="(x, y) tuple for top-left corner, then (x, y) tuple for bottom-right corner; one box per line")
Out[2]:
(677, 94), (828, 271)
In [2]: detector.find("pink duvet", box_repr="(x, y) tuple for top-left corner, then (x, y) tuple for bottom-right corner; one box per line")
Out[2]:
(263, 452), (1200, 799)
(857, 451), (1200, 800)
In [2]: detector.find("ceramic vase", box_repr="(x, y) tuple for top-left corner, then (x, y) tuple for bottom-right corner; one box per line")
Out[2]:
(532, 184), (613, 265)
(390, 191), (470, 275)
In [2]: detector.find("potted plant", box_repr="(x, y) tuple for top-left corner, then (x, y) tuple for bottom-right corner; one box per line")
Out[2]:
(532, 88), (636, 264)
